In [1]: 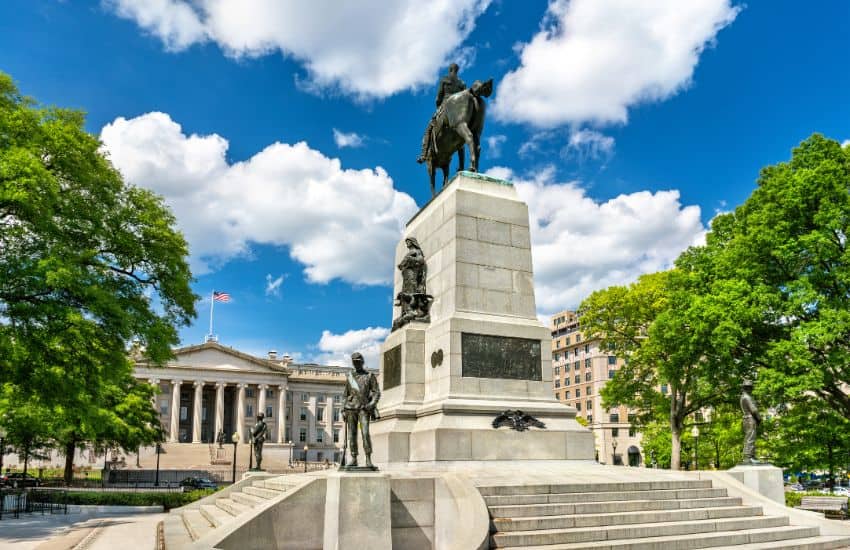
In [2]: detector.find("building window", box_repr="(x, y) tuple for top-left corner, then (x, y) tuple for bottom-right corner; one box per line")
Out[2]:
(266, 389), (274, 398)
(587, 415), (593, 423)
(576, 334), (582, 343)
(300, 407), (307, 421)
(554, 353), (560, 362)
(610, 413), (620, 423)
(160, 402), (168, 415)
(573, 361), (580, 370)
(565, 335), (571, 345)
(285, 427), (291, 442)
(554, 366), (560, 375)
(608, 355), (617, 365)
(585, 358), (591, 368)
(180, 406), (188, 421)
(286, 406), (291, 420)
(564, 377), (570, 386)
(585, 372), (592, 381)
(246, 388), (255, 398)
(576, 402), (582, 411)
(333, 429), (340, 443)
(608, 369), (615, 380)
(266, 406), (273, 418)
(247, 404), (253, 417)
(299, 428), (306, 442)
(334, 394), (341, 403)
(555, 392), (560, 400)
(317, 407), (325, 422)
(574, 374), (580, 383)
(565, 391), (570, 399)
(576, 388), (581, 398)
(555, 379), (561, 388)
(586, 386), (592, 395)
(629, 426), (636, 437)
(333, 408), (340, 422)
(317, 431), (324, 443)
(612, 427), (619, 437)
(586, 399), (592, 411)
(302, 393), (309, 402)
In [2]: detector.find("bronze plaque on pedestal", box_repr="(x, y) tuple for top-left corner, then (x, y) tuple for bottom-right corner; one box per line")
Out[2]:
(461, 333), (541, 380)
(382, 344), (402, 389)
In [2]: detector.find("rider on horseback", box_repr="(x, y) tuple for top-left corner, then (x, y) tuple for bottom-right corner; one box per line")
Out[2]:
(417, 63), (466, 164)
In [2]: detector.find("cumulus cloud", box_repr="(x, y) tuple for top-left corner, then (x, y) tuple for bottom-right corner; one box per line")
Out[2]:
(265, 274), (284, 297)
(105, 0), (490, 99)
(494, 0), (740, 127)
(485, 134), (507, 158)
(313, 326), (390, 369)
(332, 129), (365, 149)
(486, 167), (706, 314)
(100, 112), (418, 284)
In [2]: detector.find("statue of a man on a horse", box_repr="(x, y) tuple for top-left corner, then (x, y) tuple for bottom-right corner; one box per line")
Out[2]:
(417, 64), (493, 197)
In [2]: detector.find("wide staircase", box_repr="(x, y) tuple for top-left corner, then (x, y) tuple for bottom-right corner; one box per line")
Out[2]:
(162, 475), (302, 547)
(481, 479), (850, 550)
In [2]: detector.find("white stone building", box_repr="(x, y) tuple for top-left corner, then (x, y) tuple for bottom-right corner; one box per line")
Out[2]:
(134, 341), (352, 463)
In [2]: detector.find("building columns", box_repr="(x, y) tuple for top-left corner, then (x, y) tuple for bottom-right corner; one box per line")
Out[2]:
(277, 385), (287, 443)
(325, 395), (334, 445)
(257, 384), (268, 422)
(214, 382), (225, 440)
(308, 395), (317, 444)
(236, 383), (247, 443)
(169, 380), (182, 443)
(192, 381), (204, 443)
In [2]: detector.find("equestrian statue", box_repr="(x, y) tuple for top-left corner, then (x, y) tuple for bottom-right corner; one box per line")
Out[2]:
(417, 63), (493, 197)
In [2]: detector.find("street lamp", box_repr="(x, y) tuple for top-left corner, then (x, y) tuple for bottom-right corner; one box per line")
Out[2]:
(611, 439), (618, 465)
(303, 445), (309, 473)
(231, 433), (240, 484)
(154, 443), (163, 487)
(691, 425), (700, 471)
(287, 440), (293, 467)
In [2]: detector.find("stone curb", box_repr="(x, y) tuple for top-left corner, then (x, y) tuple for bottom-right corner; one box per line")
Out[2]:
(67, 504), (164, 514)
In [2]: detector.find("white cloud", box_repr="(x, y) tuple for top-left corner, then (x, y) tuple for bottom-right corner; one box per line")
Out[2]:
(332, 129), (365, 149)
(563, 129), (614, 161)
(843, 139), (850, 147)
(265, 274), (284, 297)
(485, 134), (507, 158)
(493, 0), (740, 127)
(486, 167), (706, 314)
(313, 326), (390, 369)
(106, 0), (490, 99)
(100, 112), (418, 284)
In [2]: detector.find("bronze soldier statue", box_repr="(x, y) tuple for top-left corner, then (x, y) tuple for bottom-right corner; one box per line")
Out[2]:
(740, 379), (761, 464)
(417, 63), (467, 164)
(341, 352), (381, 469)
(392, 237), (433, 331)
(250, 413), (268, 470)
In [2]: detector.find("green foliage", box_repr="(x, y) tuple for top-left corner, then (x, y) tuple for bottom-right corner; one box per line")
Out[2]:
(0, 71), (197, 480)
(783, 491), (847, 508)
(57, 489), (214, 510)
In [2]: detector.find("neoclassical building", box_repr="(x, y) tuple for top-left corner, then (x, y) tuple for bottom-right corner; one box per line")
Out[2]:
(133, 340), (353, 462)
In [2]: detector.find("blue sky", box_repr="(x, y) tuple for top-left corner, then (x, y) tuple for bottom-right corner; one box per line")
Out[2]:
(1, 1), (848, 366)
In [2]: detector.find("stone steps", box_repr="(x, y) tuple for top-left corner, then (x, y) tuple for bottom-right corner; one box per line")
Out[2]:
(491, 515), (790, 547)
(181, 508), (214, 541)
(492, 505), (764, 532)
(510, 526), (822, 549)
(215, 497), (251, 516)
(484, 488), (728, 507)
(479, 480), (713, 497)
(710, 536), (850, 549)
(230, 491), (266, 507)
(490, 496), (745, 518)
(200, 503), (234, 528)
(243, 485), (282, 499)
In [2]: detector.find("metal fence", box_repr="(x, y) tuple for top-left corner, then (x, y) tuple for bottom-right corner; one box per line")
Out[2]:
(0, 489), (68, 520)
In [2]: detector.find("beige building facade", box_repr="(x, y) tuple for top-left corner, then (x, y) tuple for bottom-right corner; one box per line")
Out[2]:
(133, 341), (351, 463)
(550, 310), (644, 466)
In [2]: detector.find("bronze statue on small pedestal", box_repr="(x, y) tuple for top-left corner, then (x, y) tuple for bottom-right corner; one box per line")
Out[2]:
(339, 352), (381, 471)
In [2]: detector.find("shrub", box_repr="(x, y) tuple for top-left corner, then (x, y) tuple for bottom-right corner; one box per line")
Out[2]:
(784, 491), (847, 508)
(54, 489), (214, 510)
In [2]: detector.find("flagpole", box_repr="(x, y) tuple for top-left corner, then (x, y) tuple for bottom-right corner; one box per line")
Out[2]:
(209, 290), (215, 340)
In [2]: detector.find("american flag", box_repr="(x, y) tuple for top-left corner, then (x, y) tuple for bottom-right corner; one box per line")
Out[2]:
(212, 291), (231, 303)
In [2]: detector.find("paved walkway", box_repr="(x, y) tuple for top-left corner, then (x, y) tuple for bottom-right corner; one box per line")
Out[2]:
(0, 511), (165, 550)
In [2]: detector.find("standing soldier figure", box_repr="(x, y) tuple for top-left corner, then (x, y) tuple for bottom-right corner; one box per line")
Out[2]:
(342, 352), (381, 469)
(250, 413), (268, 470)
(740, 379), (761, 464)
(417, 63), (467, 164)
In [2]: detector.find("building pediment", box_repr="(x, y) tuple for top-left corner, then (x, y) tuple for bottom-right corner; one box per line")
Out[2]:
(167, 341), (284, 375)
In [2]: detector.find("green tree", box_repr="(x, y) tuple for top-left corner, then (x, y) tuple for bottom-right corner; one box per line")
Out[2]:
(0, 72), (196, 482)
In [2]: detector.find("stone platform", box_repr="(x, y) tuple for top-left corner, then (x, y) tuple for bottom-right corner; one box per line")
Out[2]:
(371, 172), (593, 464)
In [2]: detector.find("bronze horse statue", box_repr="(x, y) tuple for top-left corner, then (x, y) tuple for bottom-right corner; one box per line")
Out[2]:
(424, 79), (493, 197)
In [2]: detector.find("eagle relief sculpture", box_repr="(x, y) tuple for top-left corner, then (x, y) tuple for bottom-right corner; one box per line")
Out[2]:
(492, 410), (547, 432)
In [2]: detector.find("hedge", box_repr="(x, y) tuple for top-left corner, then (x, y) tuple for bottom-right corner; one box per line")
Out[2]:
(55, 489), (214, 510)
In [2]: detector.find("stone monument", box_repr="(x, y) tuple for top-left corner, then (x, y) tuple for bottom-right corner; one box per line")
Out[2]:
(370, 171), (594, 463)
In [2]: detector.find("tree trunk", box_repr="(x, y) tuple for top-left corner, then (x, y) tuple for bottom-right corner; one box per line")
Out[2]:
(63, 440), (76, 485)
(22, 442), (29, 476)
(669, 389), (683, 470)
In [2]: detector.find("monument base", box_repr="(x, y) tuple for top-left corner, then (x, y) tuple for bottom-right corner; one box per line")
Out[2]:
(728, 463), (785, 505)
(338, 465), (379, 472)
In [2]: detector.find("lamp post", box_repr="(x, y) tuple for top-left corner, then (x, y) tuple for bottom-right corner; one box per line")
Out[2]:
(287, 440), (293, 467)
(154, 443), (162, 487)
(231, 433), (240, 484)
(691, 425), (700, 471)
(611, 439), (618, 465)
(303, 445), (309, 473)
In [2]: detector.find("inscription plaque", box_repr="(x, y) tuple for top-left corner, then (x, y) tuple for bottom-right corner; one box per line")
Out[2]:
(382, 344), (402, 390)
(461, 333), (542, 380)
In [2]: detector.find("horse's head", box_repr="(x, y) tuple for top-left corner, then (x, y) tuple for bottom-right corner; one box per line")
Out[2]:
(470, 78), (494, 98)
